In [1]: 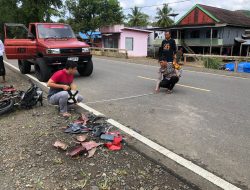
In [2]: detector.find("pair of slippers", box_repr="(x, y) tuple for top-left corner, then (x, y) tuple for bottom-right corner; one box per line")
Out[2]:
(64, 123), (90, 134)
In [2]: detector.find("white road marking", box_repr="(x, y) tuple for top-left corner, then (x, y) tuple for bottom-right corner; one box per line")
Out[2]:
(184, 70), (250, 80)
(177, 84), (211, 92)
(107, 119), (241, 190)
(137, 76), (211, 92)
(4, 60), (241, 190)
(77, 102), (105, 116)
(85, 93), (154, 104)
(94, 57), (250, 80)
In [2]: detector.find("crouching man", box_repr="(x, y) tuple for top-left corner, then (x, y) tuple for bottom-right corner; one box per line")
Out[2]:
(47, 61), (83, 117)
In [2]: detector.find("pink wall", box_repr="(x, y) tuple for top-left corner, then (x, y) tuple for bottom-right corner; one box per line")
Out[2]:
(120, 29), (150, 57)
(100, 25), (124, 33)
(100, 25), (151, 57)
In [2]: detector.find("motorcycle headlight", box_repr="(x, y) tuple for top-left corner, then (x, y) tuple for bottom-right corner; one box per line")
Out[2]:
(82, 48), (90, 53)
(46, 48), (60, 54)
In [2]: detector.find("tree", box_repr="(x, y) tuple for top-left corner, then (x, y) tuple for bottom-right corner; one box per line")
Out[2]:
(0, 0), (20, 37)
(0, 0), (63, 36)
(155, 4), (174, 27)
(65, 0), (124, 32)
(127, 6), (149, 27)
(19, 0), (63, 24)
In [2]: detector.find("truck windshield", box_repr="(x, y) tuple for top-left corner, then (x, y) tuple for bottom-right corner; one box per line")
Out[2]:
(38, 24), (76, 39)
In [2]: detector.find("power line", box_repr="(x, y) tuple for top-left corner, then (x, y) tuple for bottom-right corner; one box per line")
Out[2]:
(123, 0), (191, 10)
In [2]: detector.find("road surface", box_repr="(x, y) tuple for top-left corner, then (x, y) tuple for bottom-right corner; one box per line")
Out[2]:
(6, 57), (250, 189)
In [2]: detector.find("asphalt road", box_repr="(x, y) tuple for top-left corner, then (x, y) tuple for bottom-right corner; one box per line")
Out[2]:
(6, 57), (250, 189)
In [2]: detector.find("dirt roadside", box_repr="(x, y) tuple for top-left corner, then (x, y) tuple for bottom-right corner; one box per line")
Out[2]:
(0, 68), (196, 190)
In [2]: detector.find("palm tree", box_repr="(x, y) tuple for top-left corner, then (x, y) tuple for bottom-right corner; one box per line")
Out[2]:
(127, 6), (149, 27)
(155, 4), (174, 27)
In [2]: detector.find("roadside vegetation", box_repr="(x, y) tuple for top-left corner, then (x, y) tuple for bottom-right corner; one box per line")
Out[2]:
(0, 0), (175, 39)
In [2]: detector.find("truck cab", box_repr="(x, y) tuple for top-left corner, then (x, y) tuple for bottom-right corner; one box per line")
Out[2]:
(4, 23), (93, 82)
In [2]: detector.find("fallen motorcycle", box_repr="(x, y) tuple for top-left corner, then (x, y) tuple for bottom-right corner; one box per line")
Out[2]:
(0, 81), (43, 116)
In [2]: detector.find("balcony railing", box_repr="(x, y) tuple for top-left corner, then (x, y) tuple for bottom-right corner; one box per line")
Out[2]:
(176, 38), (223, 46)
(152, 38), (223, 46)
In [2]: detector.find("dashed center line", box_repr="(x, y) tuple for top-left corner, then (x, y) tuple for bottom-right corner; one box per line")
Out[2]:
(85, 93), (154, 104)
(137, 76), (211, 92)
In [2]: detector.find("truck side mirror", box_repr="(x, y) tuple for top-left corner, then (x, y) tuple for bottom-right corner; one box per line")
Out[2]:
(28, 33), (35, 40)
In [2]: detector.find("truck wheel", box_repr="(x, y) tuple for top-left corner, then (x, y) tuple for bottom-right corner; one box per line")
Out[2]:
(78, 60), (93, 76)
(18, 60), (31, 74)
(35, 58), (52, 82)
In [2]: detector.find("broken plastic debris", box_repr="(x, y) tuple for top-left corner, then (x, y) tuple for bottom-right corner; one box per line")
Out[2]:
(53, 141), (68, 150)
(76, 134), (88, 142)
(67, 146), (88, 157)
(74, 113), (89, 125)
(104, 136), (123, 151)
(87, 147), (97, 158)
(81, 141), (103, 151)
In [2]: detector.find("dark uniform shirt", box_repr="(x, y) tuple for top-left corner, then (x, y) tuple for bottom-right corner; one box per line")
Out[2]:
(159, 38), (177, 62)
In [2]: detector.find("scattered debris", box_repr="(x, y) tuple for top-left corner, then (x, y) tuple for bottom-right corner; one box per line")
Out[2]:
(92, 125), (109, 137)
(81, 141), (102, 151)
(76, 134), (88, 142)
(53, 141), (68, 150)
(105, 136), (123, 151)
(74, 113), (89, 125)
(55, 113), (125, 158)
(87, 147), (97, 158)
(67, 146), (88, 157)
(64, 123), (90, 134)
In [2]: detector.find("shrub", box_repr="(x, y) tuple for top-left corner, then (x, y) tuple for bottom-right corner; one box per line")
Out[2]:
(203, 58), (222, 69)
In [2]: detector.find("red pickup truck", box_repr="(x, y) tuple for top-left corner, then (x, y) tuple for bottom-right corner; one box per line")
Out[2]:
(4, 23), (93, 82)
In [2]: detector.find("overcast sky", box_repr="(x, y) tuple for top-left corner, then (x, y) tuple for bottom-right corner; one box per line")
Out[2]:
(119, 0), (250, 22)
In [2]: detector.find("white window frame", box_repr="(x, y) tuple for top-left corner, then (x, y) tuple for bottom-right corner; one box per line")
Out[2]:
(125, 37), (134, 51)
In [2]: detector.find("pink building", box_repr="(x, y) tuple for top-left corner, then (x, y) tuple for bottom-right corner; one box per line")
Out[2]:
(100, 25), (151, 57)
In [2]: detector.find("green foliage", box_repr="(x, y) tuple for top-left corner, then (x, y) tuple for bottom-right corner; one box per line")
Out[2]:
(0, 0), (63, 38)
(65, 0), (124, 32)
(203, 58), (222, 69)
(127, 6), (149, 27)
(155, 4), (174, 27)
(0, 0), (19, 37)
(20, 0), (63, 24)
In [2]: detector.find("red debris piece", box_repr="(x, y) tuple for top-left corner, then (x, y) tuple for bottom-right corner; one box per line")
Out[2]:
(74, 113), (89, 125)
(67, 146), (88, 157)
(104, 136), (123, 151)
(81, 141), (102, 151)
